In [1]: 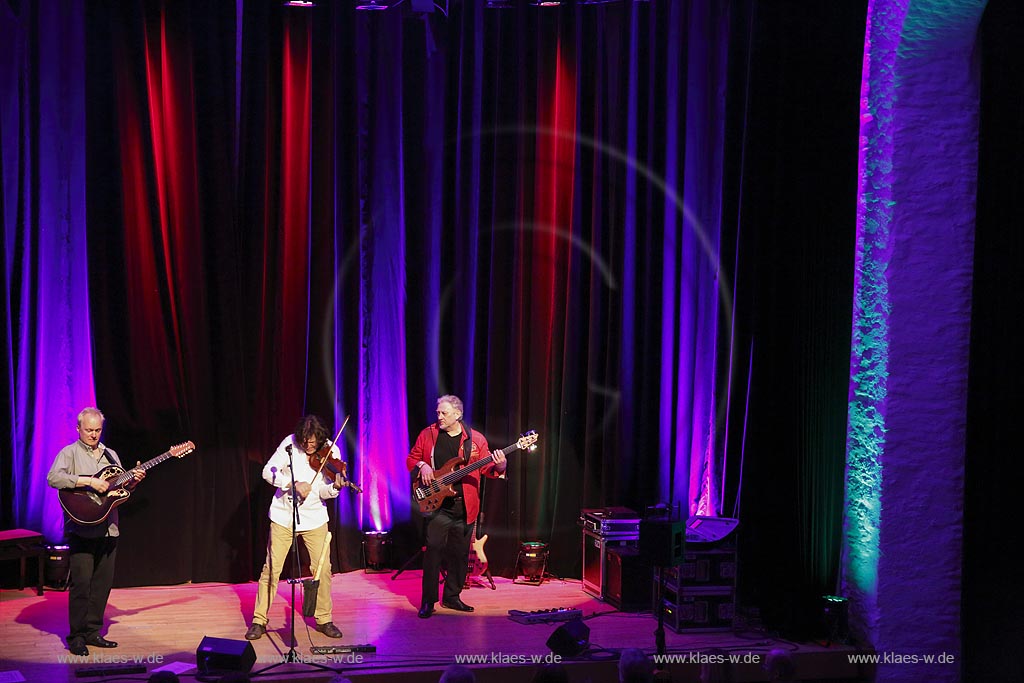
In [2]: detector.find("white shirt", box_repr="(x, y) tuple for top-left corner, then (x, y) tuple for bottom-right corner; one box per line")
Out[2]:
(263, 435), (341, 531)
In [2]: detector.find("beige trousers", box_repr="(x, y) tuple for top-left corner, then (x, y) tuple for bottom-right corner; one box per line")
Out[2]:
(252, 521), (333, 625)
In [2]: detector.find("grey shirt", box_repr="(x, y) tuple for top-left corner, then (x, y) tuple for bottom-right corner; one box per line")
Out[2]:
(47, 439), (123, 538)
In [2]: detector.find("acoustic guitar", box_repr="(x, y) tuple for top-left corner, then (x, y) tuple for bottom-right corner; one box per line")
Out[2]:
(58, 441), (196, 525)
(412, 431), (538, 514)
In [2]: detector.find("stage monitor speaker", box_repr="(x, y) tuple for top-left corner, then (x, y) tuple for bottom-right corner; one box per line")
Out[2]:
(546, 619), (590, 658)
(640, 518), (685, 567)
(196, 636), (256, 675)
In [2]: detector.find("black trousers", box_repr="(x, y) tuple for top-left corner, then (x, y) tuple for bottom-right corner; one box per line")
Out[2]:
(421, 501), (471, 605)
(67, 535), (117, 641)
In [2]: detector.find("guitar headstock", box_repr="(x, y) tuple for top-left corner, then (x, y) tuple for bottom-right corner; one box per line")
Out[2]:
(170, 441), (196, 458)
(517, 430), (539, 452)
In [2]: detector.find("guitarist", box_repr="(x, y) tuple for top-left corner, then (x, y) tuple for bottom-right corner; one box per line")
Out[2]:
(46, 407), (145, 657)
(406, 395), (506, 619)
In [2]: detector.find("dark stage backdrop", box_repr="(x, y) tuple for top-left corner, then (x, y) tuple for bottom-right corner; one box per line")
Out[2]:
(4, 3), (1020, 669)
(965, 2), (1024, 680)
(718, 0), (865, 635)
(6, 0), (739, 587)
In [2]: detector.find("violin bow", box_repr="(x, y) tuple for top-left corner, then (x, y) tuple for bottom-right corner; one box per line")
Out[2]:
(312, 414), (350, 479)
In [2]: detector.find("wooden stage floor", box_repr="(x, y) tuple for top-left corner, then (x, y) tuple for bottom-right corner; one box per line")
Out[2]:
(0, 571), (871, 682)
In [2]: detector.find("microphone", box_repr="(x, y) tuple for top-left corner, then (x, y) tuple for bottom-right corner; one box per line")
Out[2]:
(286, 444), (293, 455)
(270, 466), (277, 483)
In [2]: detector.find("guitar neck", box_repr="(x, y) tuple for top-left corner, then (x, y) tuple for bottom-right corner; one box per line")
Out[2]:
(111, 451), (173, 487)
(435, 443), (518, 488)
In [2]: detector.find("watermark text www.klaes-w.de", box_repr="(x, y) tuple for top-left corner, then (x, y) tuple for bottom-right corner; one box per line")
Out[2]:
(847, 651), (957, 665)
(56, 652), (166, 665)
(255, 653), (366, 665)
(455, 652), (563, 665)
(652, 652), (762, 665)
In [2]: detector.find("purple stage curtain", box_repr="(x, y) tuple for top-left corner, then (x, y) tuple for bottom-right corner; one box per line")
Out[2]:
(1, 0), (93, 541)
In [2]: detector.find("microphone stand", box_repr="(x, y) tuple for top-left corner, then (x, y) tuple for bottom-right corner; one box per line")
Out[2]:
(252, 443), (339, 676)
(654, 566), (667, 658)
(286, 444), (302, 663)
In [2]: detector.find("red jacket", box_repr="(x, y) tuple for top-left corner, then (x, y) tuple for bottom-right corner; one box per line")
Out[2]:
(406, 423), (503, 524)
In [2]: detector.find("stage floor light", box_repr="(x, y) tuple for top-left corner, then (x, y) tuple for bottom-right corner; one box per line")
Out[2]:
(514, 541), (549, 585)
(363, 531), (391, 572)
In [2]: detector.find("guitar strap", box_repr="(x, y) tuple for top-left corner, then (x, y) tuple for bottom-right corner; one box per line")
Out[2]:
(460, 421), (472, 464)
(477, 475), (487, 537)
(465, 422), (488, 536)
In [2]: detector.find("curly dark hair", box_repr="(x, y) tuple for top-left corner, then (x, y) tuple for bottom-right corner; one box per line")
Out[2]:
(294, 415), (329, 449)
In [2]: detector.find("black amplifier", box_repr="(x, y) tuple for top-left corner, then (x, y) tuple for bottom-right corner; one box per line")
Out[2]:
(579, 507), (641, 536)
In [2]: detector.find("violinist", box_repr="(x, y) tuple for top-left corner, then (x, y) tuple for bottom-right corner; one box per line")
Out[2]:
(245, 415), (345, 641)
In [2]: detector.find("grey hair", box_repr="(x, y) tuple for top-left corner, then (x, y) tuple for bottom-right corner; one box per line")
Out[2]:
(437, 395), (464, 416)
(77, 407), (105, 426)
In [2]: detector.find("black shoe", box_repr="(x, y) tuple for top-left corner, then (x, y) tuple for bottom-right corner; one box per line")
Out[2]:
(85, 635), (118, 648)
(418, 602), (435, 619)
(315, 622), (343, 638)
(244, 622), (266, 640)
(68, 638), (88, 656)
(441, 598), (474, 612)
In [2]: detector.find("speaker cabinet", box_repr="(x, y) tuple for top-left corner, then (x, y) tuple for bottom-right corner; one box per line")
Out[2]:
(605, 547), (652, 612)
(196, 636), (256, 675)
(582, 530), (638, 599)
(546, 619), (590, 657)
(639, 518), (685, 567)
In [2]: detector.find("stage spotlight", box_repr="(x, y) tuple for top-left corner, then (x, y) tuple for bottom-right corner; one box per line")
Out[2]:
(363, 530), (391, 572)
(355, 0), (389, 9)
(821, 594), (849, 644)
(283, 0), (315, 6)
(44, 544), (71, 589)
(513, 541), (549, 585)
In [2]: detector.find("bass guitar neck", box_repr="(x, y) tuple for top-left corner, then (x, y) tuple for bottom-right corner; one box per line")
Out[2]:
(412, 430), (538, 514)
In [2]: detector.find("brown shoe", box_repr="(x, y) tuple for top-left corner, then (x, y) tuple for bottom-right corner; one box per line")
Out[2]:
(244, 622), (266, 640)
(315, 621), (343, 638)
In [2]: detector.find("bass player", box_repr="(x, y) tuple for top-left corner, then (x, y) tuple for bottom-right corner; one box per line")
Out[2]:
(407, 395), (506, 618)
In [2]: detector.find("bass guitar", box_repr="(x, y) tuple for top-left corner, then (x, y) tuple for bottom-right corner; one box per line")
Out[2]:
(465, 516), (496, 589)
(58, 441), (196, 525)
(467, 518), (488, 577)
(413, 430), (538, 514)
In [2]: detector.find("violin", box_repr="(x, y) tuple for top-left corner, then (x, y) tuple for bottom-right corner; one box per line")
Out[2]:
(308, 443), (362, 493)
(303, 416), (362, 495)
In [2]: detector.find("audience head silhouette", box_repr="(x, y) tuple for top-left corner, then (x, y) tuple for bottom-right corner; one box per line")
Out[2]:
(764, 648), (797, 682)
(147, 673), (180, 683)
(439, 664), (476, 683)
(698, 647), (735, 683)
(531, 662), (570, 683)
(619, 647), (655, 683)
